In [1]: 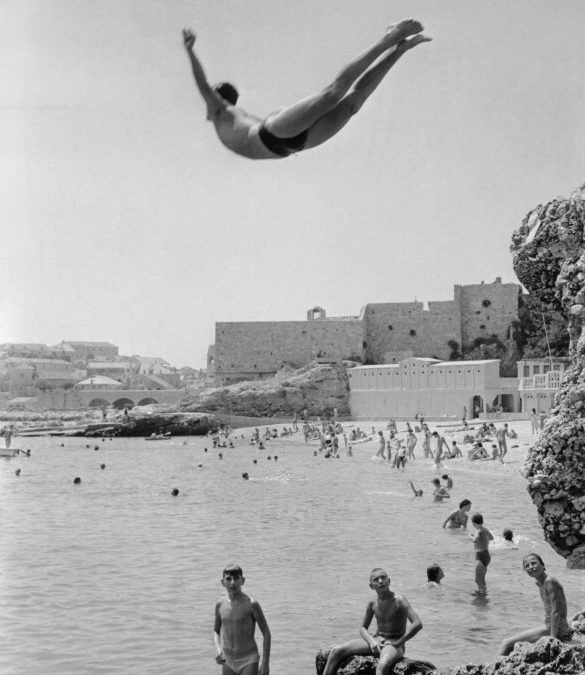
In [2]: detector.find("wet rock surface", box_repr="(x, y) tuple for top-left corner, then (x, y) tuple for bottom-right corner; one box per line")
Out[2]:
(511, 183), (585, 567)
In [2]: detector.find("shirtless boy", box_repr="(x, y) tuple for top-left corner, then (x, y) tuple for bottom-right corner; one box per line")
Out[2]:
(323, 568), (422, 675)
(470, 513), (494, 594)
(498, 554), (573, 655)
(182, 21), (431, 159)
(214, 565), (271, 675)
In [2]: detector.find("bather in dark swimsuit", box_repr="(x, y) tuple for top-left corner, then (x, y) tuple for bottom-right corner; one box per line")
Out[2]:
(258, 124), (308, 157)
(476, 550), (491, 567)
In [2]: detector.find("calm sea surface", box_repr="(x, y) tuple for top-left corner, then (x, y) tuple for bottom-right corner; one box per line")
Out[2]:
(1, 430), (584, 673)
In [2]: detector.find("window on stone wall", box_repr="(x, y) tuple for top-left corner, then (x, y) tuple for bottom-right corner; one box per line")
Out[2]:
(480, 324), (486, 329)
(410, 329), (416, 337)
(388, 325), (393, 330)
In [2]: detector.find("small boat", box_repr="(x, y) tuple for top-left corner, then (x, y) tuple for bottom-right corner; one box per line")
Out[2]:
(144, 435), (172, 441)
(0, 447), (20, 457)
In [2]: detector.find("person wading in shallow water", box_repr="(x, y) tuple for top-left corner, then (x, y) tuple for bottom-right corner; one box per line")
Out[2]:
(182, 20), (431, 159)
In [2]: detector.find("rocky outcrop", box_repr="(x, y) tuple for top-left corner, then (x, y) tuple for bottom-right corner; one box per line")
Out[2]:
(511, 183), (585, 567)
(316, 635), (585, 674)
(83, 412), (214, 437)
(315, 647), (436, 674)
(181, 363), (350, 418)
(449, 638), (585, 675)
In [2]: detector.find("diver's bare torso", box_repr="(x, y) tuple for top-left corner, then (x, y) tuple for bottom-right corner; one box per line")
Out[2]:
(211, 106), (280, 160)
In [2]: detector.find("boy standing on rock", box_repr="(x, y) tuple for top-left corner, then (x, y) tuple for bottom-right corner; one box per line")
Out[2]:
(322, 567), (422, 674)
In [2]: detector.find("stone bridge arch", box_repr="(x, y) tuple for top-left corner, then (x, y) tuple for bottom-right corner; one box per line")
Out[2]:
(113, 397), (135, 410)
(137, 397), (159, 406)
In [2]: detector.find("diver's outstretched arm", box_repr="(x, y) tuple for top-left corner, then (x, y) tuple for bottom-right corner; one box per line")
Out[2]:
(182, 29), (224, 118)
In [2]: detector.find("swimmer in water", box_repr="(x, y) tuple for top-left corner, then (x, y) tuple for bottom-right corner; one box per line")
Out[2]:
(498, 553), (573, 655)
(409, 481), (423, 497)
(426, 564), (444, 587)
(431, 478), (450, 502)
(442, 499), (471, 529)
(501, 528), (518, 548)
(182, 21), (431, 160)
(322, 567), (422, 675)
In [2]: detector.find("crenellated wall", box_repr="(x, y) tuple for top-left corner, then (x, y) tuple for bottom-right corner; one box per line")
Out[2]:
(212, 280), (520, 384)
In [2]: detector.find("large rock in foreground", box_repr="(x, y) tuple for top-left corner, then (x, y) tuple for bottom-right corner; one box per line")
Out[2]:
(182, 363), (350, 418)
(316, 635), (585, 674)
(511, 183), (585, 566)
(449, 637), (585, 675)
(315, 646), (436, 674)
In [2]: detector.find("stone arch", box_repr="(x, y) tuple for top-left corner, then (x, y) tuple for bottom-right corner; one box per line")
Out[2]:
(113, 397), (135, 410)
(89, 398), (110, 408)
(137, 397), (158, 406)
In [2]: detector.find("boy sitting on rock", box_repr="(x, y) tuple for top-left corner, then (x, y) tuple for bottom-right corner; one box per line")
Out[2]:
(322, 567), (422, 674)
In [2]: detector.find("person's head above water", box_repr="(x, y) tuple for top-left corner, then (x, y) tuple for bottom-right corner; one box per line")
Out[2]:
(214, 82), (239, 105)
(503, 528), (514, 541)
(426, 564), (444, 583)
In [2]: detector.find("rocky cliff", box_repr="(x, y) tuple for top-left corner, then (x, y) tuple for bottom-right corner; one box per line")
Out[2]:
(181, 363), (351, 418)
(316, 633), (585, 674)
(511, 183), (585, 567)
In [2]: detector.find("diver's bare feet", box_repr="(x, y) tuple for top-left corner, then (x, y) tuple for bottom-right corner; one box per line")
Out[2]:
(384, 19), (423, 47)
(397, 34), (433, 52)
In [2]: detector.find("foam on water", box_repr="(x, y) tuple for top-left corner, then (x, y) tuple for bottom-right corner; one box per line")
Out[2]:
(1, 434), (584, 673)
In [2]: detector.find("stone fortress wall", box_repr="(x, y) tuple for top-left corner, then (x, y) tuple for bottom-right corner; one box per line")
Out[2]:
(459, 281), (519, 346)
(212, 279), (520, 384)
(214, 313), (363, 384)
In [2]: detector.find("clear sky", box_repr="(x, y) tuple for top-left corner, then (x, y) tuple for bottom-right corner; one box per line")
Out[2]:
(2, 1), (584, 368)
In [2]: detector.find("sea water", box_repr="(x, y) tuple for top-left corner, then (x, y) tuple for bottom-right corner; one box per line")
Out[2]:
(1, 433), (584, 673)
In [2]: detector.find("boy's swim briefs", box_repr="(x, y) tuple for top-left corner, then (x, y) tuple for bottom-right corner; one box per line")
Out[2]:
(258, 124), (308, 157)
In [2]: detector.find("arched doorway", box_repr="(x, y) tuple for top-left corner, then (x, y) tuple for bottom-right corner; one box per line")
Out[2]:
(472, 395), (484, 418)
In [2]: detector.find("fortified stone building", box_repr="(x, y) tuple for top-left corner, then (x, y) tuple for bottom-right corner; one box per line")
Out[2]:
(211, 278), (520, 385)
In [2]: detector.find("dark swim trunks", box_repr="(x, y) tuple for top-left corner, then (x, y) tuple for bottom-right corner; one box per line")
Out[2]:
(476, 550), (491, 567)
(258, 124), (308, 157)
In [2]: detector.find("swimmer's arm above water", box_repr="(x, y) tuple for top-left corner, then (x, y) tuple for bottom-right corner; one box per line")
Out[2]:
(182, 28), (226, 119)
(442, 511), (455, 528)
